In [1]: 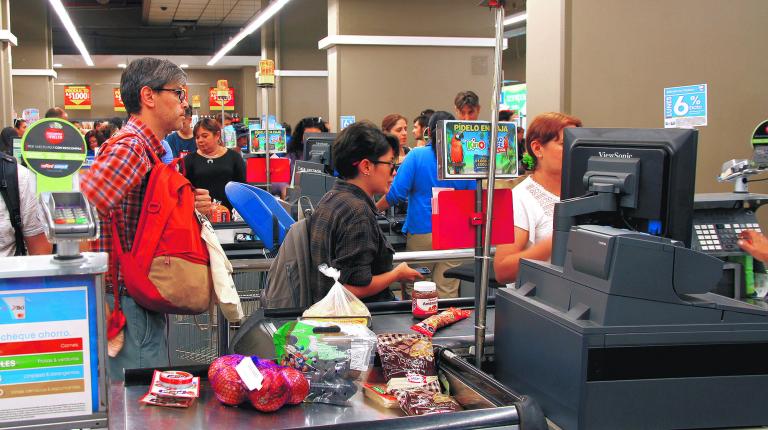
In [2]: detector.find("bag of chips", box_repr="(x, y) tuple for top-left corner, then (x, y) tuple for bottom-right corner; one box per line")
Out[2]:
(411, 307), (471, 338)
(398, 389), (462, 416)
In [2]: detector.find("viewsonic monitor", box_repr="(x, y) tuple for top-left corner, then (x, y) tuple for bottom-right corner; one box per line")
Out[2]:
(302, 132), (336, 174)
(561, 127), (698, 246)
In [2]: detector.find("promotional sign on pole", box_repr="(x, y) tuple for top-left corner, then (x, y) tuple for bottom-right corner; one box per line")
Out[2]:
(113, 88), (125, 112)
(249, 125), (286, 153)
(435, 120), (518, 180)
(63, 86), (92, 110)
(21, 118), (86, 193)
(258, 59), (275, 87)
(664, 84), (707, 128)
(750, 119), (768, 166)
(209, 87), (235, 111)
(340, 115), (355, 130)
(21, 108), (39, 124)
(191, 95), (201, 109)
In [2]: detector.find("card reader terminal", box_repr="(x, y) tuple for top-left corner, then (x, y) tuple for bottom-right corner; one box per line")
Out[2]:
(40, 192), (98, 258)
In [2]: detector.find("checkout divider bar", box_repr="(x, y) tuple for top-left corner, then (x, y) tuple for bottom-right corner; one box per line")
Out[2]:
(230, 248), (495, 272)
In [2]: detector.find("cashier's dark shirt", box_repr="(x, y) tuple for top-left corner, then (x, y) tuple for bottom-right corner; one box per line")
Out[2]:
(310, 180), (396, 304)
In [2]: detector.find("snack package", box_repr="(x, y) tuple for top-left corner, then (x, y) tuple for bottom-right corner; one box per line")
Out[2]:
(398, 389), (463, 416)
(302, 265), (371, 319)
(363, 383), (399, 409)
(274, 320), (377, 405)
(411, 307), (471, 338)
(376, 333), (440, 396)
(141, 370), (200, 408)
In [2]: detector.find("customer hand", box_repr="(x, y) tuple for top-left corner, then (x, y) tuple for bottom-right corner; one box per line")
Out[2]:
(738, 230), (768, 263)
(194, 188), (212, 216)
(396, 263), (424, 282)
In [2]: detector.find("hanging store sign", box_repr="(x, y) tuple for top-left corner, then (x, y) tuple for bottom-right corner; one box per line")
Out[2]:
(258, 59), (275, 87)
(191, 95), (201, 109)
(209, 87), (235, 111)
(664, 83), (707, 128)
(113, 88), (125, 112)
(64, 86), (92, 110)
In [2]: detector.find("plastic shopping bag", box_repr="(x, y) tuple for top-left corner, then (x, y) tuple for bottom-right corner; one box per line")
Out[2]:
(302, 264), (370, 318)
(198, 210), (244, 322)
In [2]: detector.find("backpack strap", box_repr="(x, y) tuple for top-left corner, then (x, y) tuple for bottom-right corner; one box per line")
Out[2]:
(0, 155), (27, 256)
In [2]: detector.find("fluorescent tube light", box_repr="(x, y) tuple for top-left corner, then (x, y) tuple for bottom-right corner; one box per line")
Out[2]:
(208, 0), (291, 66)
(180, 64), (189, 68)
(503, 12), (527, 26)
(118, 63), (127, 68)
(53, 63), (63, 68)
(48, 0), (94, 66)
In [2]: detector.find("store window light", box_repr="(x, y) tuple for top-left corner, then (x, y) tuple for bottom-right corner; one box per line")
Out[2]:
(208, 0), (291, 66)
(49, 0), (94, 66)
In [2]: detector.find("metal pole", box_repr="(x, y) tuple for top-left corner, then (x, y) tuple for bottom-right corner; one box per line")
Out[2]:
(262, 87), (271, 188)
(475, 2), (506, 368)
(474, 178), (483, 307)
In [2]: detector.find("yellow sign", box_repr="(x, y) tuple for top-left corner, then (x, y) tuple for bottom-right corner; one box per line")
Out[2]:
(191, 95), (201, 109)
(258, 59), (275, 87)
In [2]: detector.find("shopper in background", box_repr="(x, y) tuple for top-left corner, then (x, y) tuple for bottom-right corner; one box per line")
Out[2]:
(109, 116), (124, 130)
(412, 113), (430, 148)
(376, 111), (476, 299)
(0, 152), (52, 256)
(381, 113), (410, 164)
(494, 112), (582, 284)
(0, 127), (17, 156)
(80, 57), (212, 380)
(84, 129), (105, 157)
(70, 121), (84, 135)
(498, 110), (514, 122)
(100, 123), (119, 140)
(287, 116), (329, 165)
(183, 117), (245, 211)
(454, 90), (481, 121)
(164, 106), (195, 158)
(310, 121), (422, 304)
(216, 112), (232, 127)
(44, 106), (68, 120)
(13, 118), (26, 137)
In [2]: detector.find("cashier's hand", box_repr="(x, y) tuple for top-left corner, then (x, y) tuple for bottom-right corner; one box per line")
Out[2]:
(395, 263), (424, 282)
(738, 230), (768, 263)
(194, 188), (213, 217)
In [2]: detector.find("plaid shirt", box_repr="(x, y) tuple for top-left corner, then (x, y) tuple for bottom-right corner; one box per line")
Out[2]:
(80, 116), (166, 294)
(309, 180), (395, 303)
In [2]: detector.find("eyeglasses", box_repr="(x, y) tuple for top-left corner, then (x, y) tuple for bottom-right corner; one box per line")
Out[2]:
(371, 160), (397, 174)
(154, 87), (187, 103)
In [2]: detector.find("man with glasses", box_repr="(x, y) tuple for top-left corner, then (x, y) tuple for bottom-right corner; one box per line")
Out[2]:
(80, 58), (212, 380)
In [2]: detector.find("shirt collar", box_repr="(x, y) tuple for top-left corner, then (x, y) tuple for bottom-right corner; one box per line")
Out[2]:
(334, 180), (376, 211)
(123, 116), (166, 156)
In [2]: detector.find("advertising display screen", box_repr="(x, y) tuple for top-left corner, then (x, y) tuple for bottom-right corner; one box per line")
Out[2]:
(435, 120), (518, 180)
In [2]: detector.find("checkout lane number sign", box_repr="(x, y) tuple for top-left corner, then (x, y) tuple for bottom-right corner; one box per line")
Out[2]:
(664, 84), (707, 128)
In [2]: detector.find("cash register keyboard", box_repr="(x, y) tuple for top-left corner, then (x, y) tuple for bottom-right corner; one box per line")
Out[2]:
(693, 222), (761, 253)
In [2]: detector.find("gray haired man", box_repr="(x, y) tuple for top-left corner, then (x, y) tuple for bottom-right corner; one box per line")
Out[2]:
(81, 58), (211, 379)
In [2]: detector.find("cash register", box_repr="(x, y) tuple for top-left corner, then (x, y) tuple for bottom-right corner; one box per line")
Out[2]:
(495, 128), (768, 430)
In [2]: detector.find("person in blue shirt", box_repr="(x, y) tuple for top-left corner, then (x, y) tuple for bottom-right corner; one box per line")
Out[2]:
(163, 106), (195, 158)
(376, 111), (475, 298)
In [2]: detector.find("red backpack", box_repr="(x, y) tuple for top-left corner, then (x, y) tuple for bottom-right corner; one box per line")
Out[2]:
(106, 133), (212, 339)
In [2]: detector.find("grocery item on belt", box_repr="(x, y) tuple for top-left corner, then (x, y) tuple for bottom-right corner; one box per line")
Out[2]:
(248, 364), (290, 412)
(411, 307), (471, 338)
(302, 264), (371, 319)
(274, 319), (377, 405)
(363, 382), (399, 409)
(281, 367), (310, 405)
(141, 370), (200, 408)
(376, 333), (440, 396)
(398, 389), (462, 416)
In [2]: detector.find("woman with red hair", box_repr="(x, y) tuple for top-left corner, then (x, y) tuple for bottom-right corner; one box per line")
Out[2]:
(494, 112), (582, 283)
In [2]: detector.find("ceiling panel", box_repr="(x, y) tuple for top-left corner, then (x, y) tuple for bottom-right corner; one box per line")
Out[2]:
(144, 0), (261, 27)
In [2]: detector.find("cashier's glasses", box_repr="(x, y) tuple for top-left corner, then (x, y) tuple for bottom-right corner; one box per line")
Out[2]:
(154, 87), (187, 103)
(371, 160), (397, 174)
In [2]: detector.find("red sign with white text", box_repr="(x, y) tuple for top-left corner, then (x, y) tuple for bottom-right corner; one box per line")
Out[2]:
(209, 87), (235, 111)
(113, 88), (126, 112)
(64, 85), (92, 110)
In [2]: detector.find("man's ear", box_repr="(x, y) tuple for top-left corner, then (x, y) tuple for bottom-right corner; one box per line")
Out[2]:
(139, 86), (156, 110)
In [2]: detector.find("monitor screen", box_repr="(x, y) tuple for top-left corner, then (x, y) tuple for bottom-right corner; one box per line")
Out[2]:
(561, 128), (697, 246)
(302, 132), (336, 174)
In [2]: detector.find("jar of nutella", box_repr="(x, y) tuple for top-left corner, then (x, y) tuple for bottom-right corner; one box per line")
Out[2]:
(412, 281), (438, 319)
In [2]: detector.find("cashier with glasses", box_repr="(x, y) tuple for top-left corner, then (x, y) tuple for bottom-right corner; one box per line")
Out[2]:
(309, 121), (423, 304)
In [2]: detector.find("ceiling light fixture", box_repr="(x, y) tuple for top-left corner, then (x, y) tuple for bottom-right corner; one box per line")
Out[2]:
(118, 63), (127, 68)
(48, 0), (94, 66)
(53, 63), (63, 68)
(208, 0), (291, 66)
(503, 11), (527, 26)
(180, 64), (189, 68)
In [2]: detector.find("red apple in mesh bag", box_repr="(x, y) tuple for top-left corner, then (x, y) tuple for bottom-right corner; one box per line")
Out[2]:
(280, 366), (310, 405)
(210, 365), (248, 406)
(248, 365), (289, 412)
(208, 354), (244, 381)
